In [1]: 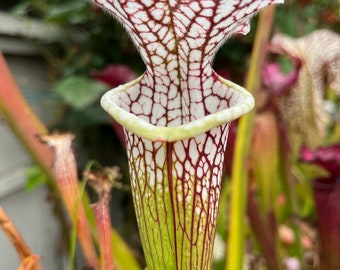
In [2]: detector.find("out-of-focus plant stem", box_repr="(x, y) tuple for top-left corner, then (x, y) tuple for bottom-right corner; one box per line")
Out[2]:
(0, 53), (54, 180)
(0, 53), (100, 269)
(249, 111), (281, 268)
(92, 202), (114, 270)
(0, 53), (139, 270)
(0, 207), (41, 270)
(273, 102), (302, 258)
(313, 178), (340, 270)
(18, 255), (41, 270)
(41, 134), (100, 270)
(226, 5), (277, 270)
(247, 191), (280, 270)
(85, 168), (119, 270)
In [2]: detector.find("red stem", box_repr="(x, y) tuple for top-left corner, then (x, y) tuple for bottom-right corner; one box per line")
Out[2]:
(0, 53), (101, 269)
(42, 134), (100, 270)
(313, 178), (340, 270)
(247, 190), (280, 270)
(0, 53), (54, 177)
(0, 207), (42, 270)
(92, 201), (115, 270)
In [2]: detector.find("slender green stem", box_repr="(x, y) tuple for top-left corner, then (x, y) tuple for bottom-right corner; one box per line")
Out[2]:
(226, 111), (254, 270)
(226, 6), (277, 270)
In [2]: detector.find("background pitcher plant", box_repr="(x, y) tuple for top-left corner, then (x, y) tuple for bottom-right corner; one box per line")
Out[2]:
(89, 0), (283, 269)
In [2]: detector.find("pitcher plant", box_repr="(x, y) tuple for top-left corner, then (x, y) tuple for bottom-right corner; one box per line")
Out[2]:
(89, 0), (283, 269)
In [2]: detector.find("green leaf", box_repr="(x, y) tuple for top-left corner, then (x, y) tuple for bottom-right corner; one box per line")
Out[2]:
(25, 166), (48, 191)
(42, 1), (88, 23)
(10, 1), (32, 17)
(54, 76), (108, 110)
(111, 229), (140, 270)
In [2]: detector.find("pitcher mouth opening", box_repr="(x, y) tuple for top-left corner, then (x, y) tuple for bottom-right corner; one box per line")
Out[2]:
(101, 75), (254, 142)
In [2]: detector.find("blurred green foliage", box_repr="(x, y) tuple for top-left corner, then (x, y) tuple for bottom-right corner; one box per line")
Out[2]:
(12, 0), (145, 75)
(54, 75), (108, 110)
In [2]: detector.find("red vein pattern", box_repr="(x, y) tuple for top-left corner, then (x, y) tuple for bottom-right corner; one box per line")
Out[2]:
(91, 0), (283, 269)
(126, 124), (229, 269)
(95, 0), (281, 127)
